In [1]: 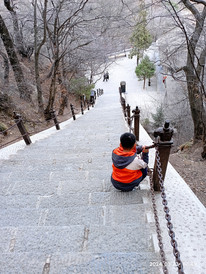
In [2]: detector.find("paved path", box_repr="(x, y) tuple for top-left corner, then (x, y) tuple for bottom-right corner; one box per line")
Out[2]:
(1, 55), (206, 274)
(0, 78), (160, 273)
(105, 56), (206, 274)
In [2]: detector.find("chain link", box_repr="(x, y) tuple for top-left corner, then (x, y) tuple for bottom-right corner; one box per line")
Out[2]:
(155, 147), (184, 274)
(124, 114), (134, 133)
(149, 169), (169, 274)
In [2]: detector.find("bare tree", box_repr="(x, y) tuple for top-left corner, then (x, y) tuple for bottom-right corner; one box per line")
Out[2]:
(1, 0), (140, 116)
(162, 0), (206, 158)
(147, 0), (206, 157)
(3, 0), (33, 58)
(0, 14), (31, 101)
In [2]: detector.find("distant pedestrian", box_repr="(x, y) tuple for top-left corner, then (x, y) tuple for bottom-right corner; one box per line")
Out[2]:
(163, 76), (167, 88)
(103, 71), (109, 82)
(90, 89), (95, 105)
(111, 132), (149, 191)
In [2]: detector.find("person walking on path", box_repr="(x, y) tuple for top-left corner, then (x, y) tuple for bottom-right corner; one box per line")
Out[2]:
(111, 132), (149, 191)
(103, 71), (109, 81)
(90, 89), (96, 105)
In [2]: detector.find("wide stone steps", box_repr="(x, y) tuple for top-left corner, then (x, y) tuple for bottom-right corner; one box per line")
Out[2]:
(0, 80), (162, 273)
(0, 252), (160, 274)
(0, 191), (147, 208)
(0, 203), (152, 226)
(0, 224), (155, 252)
(0, 223), (160, 273)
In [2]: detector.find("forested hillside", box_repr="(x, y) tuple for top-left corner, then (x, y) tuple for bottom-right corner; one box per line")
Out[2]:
(0, 0), (137, 146)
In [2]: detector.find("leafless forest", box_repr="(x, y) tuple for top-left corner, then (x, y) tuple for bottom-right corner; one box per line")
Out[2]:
(0, 0), (206, 157)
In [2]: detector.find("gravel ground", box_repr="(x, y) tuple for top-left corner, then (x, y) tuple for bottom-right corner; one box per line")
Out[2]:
(169, 142), (206, 207)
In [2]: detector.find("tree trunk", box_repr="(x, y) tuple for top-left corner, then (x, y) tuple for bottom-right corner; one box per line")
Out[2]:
(35, 66), (44, 114)
(202, 134), (206, 158)
(137, 53), (139, 66)
(58, 87), (68, 115)
(44, 61), (58, 119)
(185, 68), (206, 143)
(0, 51), (9, 88)
(33, 0), (48, 115)
(143, 76), (146, 89)
(0, 14), (31, 101)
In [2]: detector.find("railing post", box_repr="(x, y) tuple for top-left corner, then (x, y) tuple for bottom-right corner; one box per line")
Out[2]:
(87, 100), (90, 110)
(50, 110), (60, 130)
(126, 104), (131, 126)
(13, 112), (32, 145)
(132, 106), (140, 141)
(153, 120), (174, 191)
(120, 81), (126, 93)
(70, 104), (76, 120)
(119, 86), (126, 117)
(119, 86), (122, 97)
(122, 99), (126, 117)
(80, 101), (84, 115)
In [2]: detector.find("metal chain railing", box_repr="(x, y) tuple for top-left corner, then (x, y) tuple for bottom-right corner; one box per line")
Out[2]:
(152, 147), (184, 274)
(0, 120), (21, 136)
(119, 88), (140, 141)
(0, 119), (22, 149)
(0, 136), (23, 149)
(119, 85), (184, 273)
(149, 168), (169, 273)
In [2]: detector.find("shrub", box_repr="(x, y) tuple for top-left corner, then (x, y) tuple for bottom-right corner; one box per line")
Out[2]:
(151, 105), (165, 128)
(0, 122), (8, 136)
(70, 77), (95, 99)
(135, 55), (155, 89)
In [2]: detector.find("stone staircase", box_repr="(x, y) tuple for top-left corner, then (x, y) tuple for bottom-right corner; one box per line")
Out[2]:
(0, 91), (161, 273)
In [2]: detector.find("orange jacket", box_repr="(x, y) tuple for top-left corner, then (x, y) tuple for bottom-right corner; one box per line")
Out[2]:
(112, 145), (142, 184)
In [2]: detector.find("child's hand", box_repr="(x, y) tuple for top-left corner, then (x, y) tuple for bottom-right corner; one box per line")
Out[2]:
(142, 146), (149, 153)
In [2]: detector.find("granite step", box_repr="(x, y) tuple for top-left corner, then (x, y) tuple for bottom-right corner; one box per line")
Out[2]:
(0, 251), (161, 274)
(0, 224), (155, 254)
(0, 191), (147, 208)
(0, 204), (151, 227)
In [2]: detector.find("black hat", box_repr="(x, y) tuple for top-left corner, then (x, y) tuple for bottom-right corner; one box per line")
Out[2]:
(120, 132), (136, 149)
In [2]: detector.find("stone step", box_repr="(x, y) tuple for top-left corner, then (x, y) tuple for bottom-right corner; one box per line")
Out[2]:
(1, 174), (150, 196)
(0, 164), (150, 192)
(0, 224), (155, 254)
(0, 191), (147, 208)
(0, 176), (149, 194)
(0, 178), (111, 195)
(0, 252), (161, 274)
(0, 203), (151, 227)
(0, 156), (111, 173)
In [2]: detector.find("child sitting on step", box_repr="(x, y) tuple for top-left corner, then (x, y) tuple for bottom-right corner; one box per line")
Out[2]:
(111, 132), (149, 191)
